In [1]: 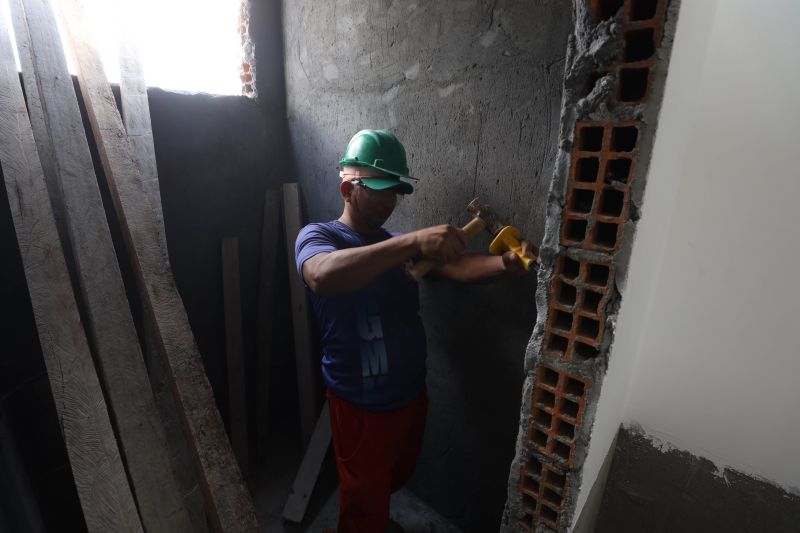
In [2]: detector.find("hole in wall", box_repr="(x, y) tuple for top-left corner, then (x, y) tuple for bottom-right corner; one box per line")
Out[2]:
(552, 310), (574, 332)
(539, 366), (560, 389)
(531, 428), (549, 449)
(543, 487), (563, 507)
(586, 263), (610, 286)
(546, 333), (569, 357)
(556, 419), (575, 440)
(619, 67), (650, 102)
(593, 0), (624, 21)
(540, 504), (559, 524)
(564, 218), (588, 242)
(575, 157), (600, 182)
(556, 281), (577, 306)
(544, 469), (566, 488)
(523, 476), (540, 496)
(629, 0), (659, 21)
(606, 158), (632, 183)
(534, 409), (553, 429)
(581, 289), (603, 314)
(564, 378), (585, 398)
(573, 341), (600, 361)
(592, 221), (619, 249)
(569, 189), (595, 214)
(599, 188), (625, 217)
(527, 456), (543, 477)
(577, 316), (600, 339)
(624, 28), (656, 62)
(537, 389), (557, 409)
(578, 126), (603, 151)
(552, 440), (571, 461)
(561, 398), (580, 420)
(581, 71), (604, 98)
(522, 492), (537, 511)
(560, 256), (580, 280)
(612, 126), (639, 151)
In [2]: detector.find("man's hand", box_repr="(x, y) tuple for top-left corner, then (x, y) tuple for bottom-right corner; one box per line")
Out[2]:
(413, 225), (467, 264)
(501, 240), (539, 275)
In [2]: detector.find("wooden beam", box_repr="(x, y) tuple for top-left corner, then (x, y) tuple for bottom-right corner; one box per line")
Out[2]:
(57, 0), (259, 530)
(0, 9), (142, 532)
(282, 402), (332, 523)
(115, 11), (208, 531)
(256, 188), (280, 459)
(13, 0), (193, 531)
(282, 182), (319, 445)
(222, 237), (249, 472)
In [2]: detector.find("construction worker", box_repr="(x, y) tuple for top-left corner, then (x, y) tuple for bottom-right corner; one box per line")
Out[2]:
(295, 129), (535, 532)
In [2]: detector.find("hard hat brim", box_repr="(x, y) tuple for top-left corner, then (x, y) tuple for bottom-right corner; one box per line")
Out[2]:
(358, 177), (414, 194)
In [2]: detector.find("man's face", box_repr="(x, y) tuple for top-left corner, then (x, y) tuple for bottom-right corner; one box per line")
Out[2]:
(348, 180), (399, 229)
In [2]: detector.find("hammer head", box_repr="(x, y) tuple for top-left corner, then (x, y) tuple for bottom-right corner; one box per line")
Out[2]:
(466, 197), (504, 235)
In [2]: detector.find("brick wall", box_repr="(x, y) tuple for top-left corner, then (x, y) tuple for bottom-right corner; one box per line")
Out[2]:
(502, 0), (679, 531)
(238, 0), (256, 97)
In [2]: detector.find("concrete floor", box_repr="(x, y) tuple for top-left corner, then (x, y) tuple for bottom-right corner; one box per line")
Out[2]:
(250, 430), (463, 532)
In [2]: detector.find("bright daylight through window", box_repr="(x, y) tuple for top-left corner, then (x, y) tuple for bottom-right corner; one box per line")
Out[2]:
(3, 0), (244, 95)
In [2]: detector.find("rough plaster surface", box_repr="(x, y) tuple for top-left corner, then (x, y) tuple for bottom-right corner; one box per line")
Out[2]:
(282, 1), (572, 529)
(499, 2), (680, 531)
(596, 426), (800, 533)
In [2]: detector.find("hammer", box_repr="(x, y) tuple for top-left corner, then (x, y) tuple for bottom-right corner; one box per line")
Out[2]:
(407, 198), (537, 280)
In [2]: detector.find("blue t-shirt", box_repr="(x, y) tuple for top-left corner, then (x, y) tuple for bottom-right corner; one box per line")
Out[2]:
(295, 220), (427, 411)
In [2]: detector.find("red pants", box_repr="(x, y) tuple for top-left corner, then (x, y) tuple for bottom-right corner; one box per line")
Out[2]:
(327, 389), (428, 533)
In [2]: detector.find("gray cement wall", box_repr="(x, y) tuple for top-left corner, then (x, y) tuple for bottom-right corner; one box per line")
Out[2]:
(281, 1), (573, 529)
(596, 426), (800, 533)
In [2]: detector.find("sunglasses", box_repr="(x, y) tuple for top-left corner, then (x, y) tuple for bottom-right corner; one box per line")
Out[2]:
(350, 179), (405, 197)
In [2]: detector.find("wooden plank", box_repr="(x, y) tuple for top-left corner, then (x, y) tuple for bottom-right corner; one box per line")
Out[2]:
(114, 11), (208, 531)
(9, 0), (79, 298)
(56, 0), (259, 530)
(282, 182), (319, 445)
(282, 402), (332, 523)
(256, 188), (280, 459)
(0, 10), (142, 532)
(13, 0), (193, 531)
(222, 237), (249, 473)
(116, 10), (164, 238)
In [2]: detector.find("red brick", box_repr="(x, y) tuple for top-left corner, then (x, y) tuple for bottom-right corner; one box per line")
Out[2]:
(517, 454), (570, 529)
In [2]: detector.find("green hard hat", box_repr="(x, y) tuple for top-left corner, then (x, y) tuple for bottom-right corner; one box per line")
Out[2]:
(339, 129), (414, 194)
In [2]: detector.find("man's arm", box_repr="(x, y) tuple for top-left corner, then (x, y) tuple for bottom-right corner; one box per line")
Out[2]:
(431, 241), (539, 283)
(302, 225), (466, 296)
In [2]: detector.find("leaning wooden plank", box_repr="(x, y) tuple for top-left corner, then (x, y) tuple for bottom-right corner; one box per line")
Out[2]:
(282, 402), (332, 523)
(8, 0), (78, 297)
(0, 10), (142, 533)
(256, 188), (280, 459)
(283, 182), (319, 445)
(222, 237), (249, 473)
(15, 0), (194, 531)
(57, 0), (259, 530)
(114, 9), (209, 530)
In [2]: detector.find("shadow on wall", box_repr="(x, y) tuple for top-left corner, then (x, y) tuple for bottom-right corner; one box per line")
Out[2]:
(280, 0), (574, 529)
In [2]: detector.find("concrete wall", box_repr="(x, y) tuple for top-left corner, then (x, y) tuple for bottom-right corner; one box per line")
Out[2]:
(577, 0), (800, 523)
(281, 0), (572, 528)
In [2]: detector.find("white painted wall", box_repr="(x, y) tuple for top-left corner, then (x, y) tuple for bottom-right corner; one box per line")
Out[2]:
(574, 0), (800, 524)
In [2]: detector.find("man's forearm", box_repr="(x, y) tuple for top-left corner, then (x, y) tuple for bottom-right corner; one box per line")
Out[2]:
(432, 253), (507, 283)
(303, 233), (419, 295)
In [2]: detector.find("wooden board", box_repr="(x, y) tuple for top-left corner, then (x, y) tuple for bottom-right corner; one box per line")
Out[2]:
(222, 237), (249, 472)
(0, 10), (142, 532)
(282, 401), (332, 523)
(282, 182), (319, 445)
(256, 188), (280, 458)
(114, 10), (208, 531)
(14, 0), (193, 531)
(57, 0), (259, 530)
